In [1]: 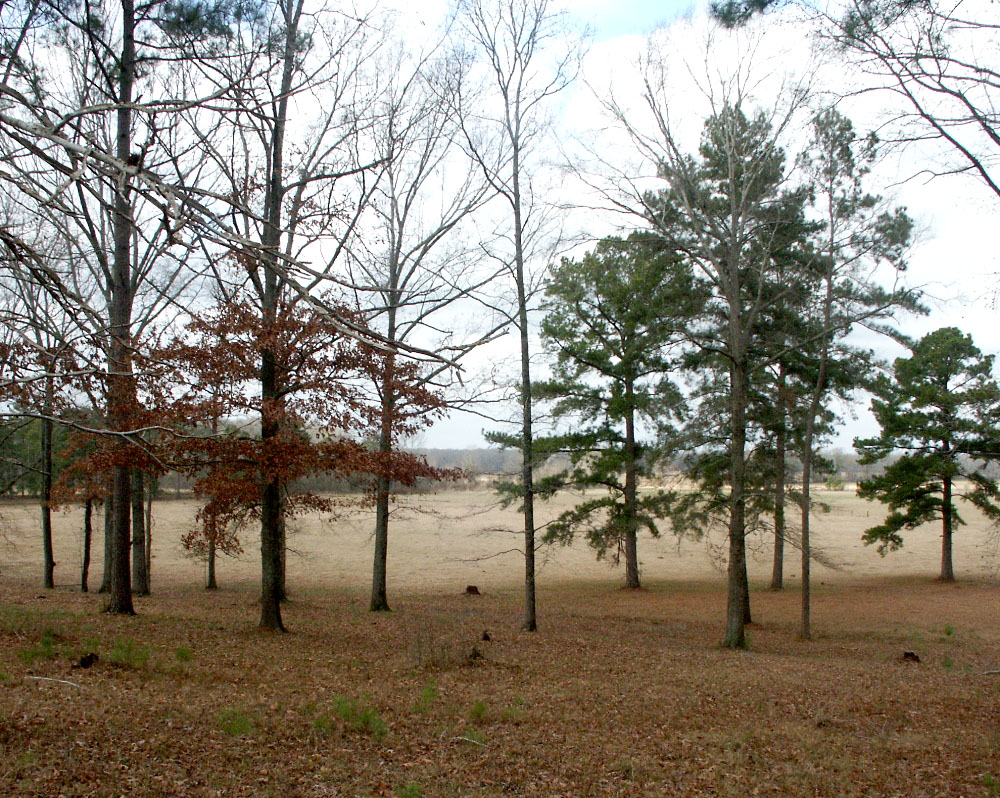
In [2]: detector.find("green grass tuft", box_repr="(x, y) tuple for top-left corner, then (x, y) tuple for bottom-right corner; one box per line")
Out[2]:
(330, 695), (387, 739)
(108, 638), (151, 669)
(217, 707), (253, 737)
(17, 628), (60, 665)
(413, 680), (439, 714)
(468, 699), (488, 723)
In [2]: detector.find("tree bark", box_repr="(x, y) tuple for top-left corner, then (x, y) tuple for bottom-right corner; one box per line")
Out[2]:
(131, 469), (148, 595)
(724, 353), (749, 648)
(941, 472), (954, 581)
(98, 496), (112, 593)
(144, 476), (152, 587)
(255, 0), (302, 633)
(81, 498), (93, 592)
(370, 473), (392, 612)
(513, 165), (536, 632)
(771, 370), (786, 590)
(623, 385), (640, 589)
(259, 348), (285, 631)
(105, 0), (137, 616)
(41, 411), (55, 589)
(206, 538), (218, 589)
(370, 306), (397, 613)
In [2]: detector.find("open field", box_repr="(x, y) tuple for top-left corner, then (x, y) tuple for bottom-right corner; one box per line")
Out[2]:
(1, 490), (999, 796)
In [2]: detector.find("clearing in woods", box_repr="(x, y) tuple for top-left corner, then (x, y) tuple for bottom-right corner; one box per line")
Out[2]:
(0, 489), (998, 796)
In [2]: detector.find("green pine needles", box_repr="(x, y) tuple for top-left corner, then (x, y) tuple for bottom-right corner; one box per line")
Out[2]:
(856, 327), (1000, 581)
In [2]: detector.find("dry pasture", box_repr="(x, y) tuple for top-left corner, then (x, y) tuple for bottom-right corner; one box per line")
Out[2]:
(1, 489), (999, 797)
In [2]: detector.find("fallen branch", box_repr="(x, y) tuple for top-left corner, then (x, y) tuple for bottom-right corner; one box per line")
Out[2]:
(451, 735), (486, 747)
(984, 669), (1000, 675)
(26, 676), (83, 688)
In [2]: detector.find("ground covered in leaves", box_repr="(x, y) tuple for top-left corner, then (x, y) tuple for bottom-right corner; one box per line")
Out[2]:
(1, 574), (998, 797)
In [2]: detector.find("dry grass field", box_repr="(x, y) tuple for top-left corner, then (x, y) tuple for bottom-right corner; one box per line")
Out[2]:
(1, 488), (999, 797)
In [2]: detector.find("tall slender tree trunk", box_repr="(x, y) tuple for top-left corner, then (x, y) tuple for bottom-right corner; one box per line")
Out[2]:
(40, 401), (55, 589)
(99, 496), (112, 593)
(800, 419), (815, 640)
(370, 384), (394, 613)
(255, 0), (302, 633)
(771, 371), (786, 590)
(105, 0), (137, 615)
(725, 353), (750, 648)
(131, 469), (148, 594)
(941, 472), (954, 581)
(144, 480), (152, 588)
(623, 387), (640, 589)
(370, 301), (398, 612)
(277, 507), (287, 601)
(512, 155), (536, 632)
(81, 497), (93, 592)
(801, 209), (839, 640)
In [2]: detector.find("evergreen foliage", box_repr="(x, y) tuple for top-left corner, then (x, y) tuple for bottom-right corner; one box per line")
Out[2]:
(856, 327), (1000, 580)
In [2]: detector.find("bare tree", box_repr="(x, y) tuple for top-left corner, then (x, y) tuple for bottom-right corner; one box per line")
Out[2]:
(343, 38), (501, 613)
(715, 1), (1000, 198)
(454, 0), (583, 632)
(179, 0), (402, 631)
(0, 0), (249, 613)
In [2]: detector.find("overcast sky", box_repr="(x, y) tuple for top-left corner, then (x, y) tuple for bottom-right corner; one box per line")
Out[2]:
(404, 0), (1000, 451)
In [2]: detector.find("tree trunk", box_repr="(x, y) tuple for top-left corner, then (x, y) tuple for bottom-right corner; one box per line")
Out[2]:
(81, 498), (93, 592)
(941, 473), (954, 581)
(259, 349), (286, 631)
(144, 477), (152, 587)
(131, 469), (148, 595)
(206, 539), (218, 590)
(41, 411), (55, 589)
(254, 0), (301, 633)
(370, 312), (397, 613)
(99, 496), (112, 593)
(724, 355), (749, 648)
(105, 0), (137, 616)
(771, 371), (786, 590)
(623, 389), (640, 589)
(277, 505), (287, 602)
(511, 137), (537, 632)
(370, 475), (392, 611)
